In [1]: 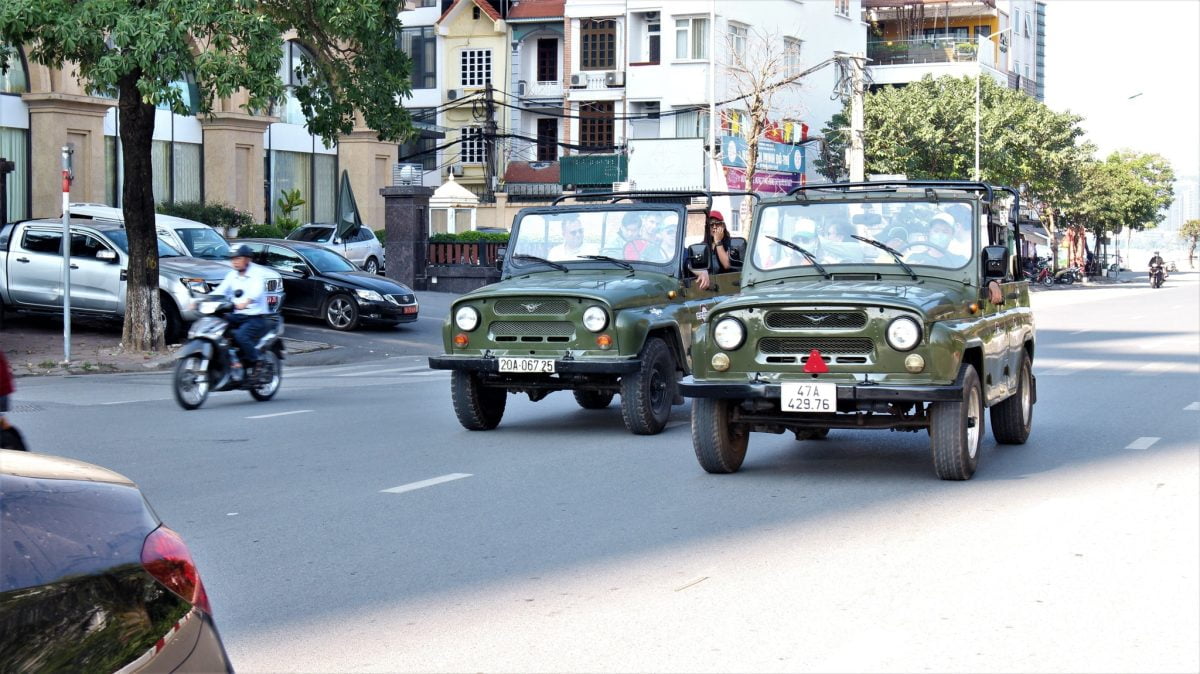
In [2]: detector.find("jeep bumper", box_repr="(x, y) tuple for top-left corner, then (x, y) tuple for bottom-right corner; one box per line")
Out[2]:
(678, 376), (963, 402)
(428, 355), (642, 375)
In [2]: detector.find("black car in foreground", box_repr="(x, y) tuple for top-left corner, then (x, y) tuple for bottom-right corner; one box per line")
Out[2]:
(0, 450), (232, 672)
(237, 239), (419, 331)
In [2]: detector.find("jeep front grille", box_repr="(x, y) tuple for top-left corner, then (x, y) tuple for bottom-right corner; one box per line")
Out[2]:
(765, 311), (866, 330)
(494, 299), (571, 316)
(758, 337), (875, 356)
(490, 321), (575, 343)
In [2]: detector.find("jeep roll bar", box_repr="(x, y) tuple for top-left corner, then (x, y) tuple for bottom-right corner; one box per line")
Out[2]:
(787, 180), (996, 205)
(551, 190), (760, 212)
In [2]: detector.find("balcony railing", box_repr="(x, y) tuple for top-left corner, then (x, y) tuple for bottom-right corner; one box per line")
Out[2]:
(521, 80), (563, 98)
(867, 38), (979, 66)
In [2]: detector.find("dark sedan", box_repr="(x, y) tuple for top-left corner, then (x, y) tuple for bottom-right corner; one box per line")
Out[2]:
(238, 239), (418, 331)
(0, 450), (232, 672)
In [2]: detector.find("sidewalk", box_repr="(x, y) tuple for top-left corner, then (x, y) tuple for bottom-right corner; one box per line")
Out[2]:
(1, 314), (329, 377)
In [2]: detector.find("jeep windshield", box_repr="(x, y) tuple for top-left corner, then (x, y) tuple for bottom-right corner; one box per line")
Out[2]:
(509, 208), (681, 269)
(751, 200), (974, 272)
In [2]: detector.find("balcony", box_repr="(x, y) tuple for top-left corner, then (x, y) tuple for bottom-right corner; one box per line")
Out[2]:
(518, 79), (563, 99)
(867, 38), (979, 66)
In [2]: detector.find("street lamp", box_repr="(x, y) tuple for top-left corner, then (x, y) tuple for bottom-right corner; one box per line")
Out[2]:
(975, 26), (1016, 181)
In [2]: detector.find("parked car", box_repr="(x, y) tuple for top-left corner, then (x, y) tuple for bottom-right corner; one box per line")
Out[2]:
(68, 203), (234, 263)
(237, 239), (417, 330)
(286, 224), (386, 274)
(0, 219), (232, 342)
(0, 449), (233, 671)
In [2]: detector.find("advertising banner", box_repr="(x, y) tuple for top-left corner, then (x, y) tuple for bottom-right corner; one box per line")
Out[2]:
(720, 135), (806, 174)
(723, 167), (803, 194)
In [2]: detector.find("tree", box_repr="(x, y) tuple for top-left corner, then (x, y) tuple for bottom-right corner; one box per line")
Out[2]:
(1061, 151), (1175, 267)
(1180, 219), (1200, 269)
(0, 1), (412, 351)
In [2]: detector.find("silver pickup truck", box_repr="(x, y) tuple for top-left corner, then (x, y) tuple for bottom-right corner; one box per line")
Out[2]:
(0, 218), (232, 341)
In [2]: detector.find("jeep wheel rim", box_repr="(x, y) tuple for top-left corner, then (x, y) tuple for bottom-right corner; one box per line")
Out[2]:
(327, 298), (353, 328)
(967, 384), (981, 460)
(1021, 368), (1032, 425)
(649, 366), (668, 410)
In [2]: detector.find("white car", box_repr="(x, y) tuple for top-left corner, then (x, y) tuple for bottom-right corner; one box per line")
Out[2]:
(286, 223), (386, 274)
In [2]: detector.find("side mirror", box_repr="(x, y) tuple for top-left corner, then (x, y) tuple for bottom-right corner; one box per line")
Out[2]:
(982, 245), (1008, 280)
(495, 244), (507, 271)
(291, 264), (310, 276)
(96, 249), (118, 262)
(687, 242), (710, 270)
(727, 237), (747, 263)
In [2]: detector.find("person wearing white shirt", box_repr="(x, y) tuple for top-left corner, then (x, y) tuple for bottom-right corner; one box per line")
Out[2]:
(213, 245), (272, 376)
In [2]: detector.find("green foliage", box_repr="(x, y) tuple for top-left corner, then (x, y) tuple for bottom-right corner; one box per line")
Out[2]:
(1180, 219), (1200, 265)
(158, 201), (254, 229)
(274, 188), (306, 234)
(429, 231), (510, 243)
(1061, 151), (1175, 238)
(235, 224), (286, 239)
(374, 228), (386, 246)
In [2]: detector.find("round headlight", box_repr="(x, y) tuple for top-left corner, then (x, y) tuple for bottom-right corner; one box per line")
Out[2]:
(583, 305), (608, 332)
(454, 306), (480, 332)
(713, 317), (746, 351)
(886, 316), (922, 351)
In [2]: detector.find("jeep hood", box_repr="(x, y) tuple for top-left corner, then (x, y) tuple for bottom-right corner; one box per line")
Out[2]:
(726, 278), (970, 320)
(464, 272), (675, 308)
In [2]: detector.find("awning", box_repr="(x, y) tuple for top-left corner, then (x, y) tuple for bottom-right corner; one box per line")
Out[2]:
(1019, 223), (1049, 245)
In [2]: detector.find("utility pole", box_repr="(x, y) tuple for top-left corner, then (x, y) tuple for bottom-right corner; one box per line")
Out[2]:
(848, 52), (865, 182)
(61, 145), (74, 363)
(483, 80), (497, 203)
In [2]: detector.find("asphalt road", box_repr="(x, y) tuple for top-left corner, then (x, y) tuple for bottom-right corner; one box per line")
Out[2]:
(10, 273), (1199, 673)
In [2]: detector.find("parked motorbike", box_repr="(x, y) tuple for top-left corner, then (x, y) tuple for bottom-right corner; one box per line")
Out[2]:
(1053, 266), (1079, 285)
(173, 297), (286, 410)
(1150, 263), (1166, 289)
(1166, 260), (1178, 272)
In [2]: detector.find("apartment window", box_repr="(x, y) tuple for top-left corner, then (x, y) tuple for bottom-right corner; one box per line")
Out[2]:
(835, 0), (851, 17)
(460, 49), (491, 88)
(675, 17), (708, 60)
(536, 38), (558, 83)
(674, 108), (709, 138)
(783, 37), (802, 77)
(580, 19), (616, 70)
(923, 27), (969, 43)
(149, 140), (202, 205)
(398, 27), (437, 89)
(1013, 9), (1020, 29)
(1, 128), (28, 222)
(728, 23), (748, 64)
(536, 118), (558, 161)
(648, 16), (661, 63)
(578, 102), (615, 150)
(419, 0), (438, 6)
(399, 109), (439, 171)
(1024, 15), (1032, 37)
(277, 41), (315, 125)
(974, 25), (992, 39)
(0, 43), (28, 93)
(629, 102), (660, 139)
(460, 126), (486, 164)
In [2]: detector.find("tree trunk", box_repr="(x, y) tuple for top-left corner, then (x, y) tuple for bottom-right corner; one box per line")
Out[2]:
(118, 71), (165, 352)
(745, 95), (765, 196)
(1045, 208), (1059, 272)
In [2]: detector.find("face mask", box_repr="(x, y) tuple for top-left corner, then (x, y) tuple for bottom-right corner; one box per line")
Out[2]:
(930, 232), (952, 248)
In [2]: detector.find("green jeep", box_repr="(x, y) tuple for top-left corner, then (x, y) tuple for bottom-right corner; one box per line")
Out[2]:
(428, 191), (751, 435)
(680, 181), (1036, 479)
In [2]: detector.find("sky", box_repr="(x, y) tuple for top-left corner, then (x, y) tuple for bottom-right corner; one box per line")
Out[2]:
(1044, 0), (1200, 178)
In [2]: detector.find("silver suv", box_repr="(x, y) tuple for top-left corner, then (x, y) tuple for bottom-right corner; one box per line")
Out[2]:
(286, 224), (385, 274)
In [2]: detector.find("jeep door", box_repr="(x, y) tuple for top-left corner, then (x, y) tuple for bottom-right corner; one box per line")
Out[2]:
(6, 228), (65, 309)
(68, 232), (122, 314)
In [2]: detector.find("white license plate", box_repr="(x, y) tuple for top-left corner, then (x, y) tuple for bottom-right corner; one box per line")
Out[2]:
(498, 357), (556, 374)
(780, 382), (837, 413)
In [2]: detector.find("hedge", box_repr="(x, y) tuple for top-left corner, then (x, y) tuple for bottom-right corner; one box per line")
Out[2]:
(429, 231), (510, 243)
(158, 201), (255, 230)
(234, 223), (287, 239)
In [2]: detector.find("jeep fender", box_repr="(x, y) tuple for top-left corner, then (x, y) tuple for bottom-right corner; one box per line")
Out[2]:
(927, 322), (976, 383)
(614, 310), (690, 374)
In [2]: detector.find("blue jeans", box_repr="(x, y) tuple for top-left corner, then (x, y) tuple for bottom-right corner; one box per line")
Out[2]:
(227, 314), (269, 365)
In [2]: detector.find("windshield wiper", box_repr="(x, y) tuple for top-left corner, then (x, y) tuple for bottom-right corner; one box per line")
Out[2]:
(513, 253), (569, 273)
(580, 254), (634, 272)
(765, 235), (830, 279)
(851, 235), (918, 281)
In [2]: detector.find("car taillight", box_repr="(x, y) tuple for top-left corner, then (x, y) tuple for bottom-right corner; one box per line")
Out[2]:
(141, 525), (213, 615)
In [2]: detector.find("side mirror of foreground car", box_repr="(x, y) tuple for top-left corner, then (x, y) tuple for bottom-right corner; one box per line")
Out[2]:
(981, 245), (1009, 280)
(291, 264), (310, 277)
(97, 249), (118, 262)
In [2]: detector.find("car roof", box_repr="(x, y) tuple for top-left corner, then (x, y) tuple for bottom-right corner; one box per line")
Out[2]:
(68, 204), (212, 229)
(239, 238), (327, 252)
(1, 449), (136, 486)
(22, 217), (125, 232)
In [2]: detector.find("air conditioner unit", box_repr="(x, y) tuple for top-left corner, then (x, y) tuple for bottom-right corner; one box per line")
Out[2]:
(569, 73), (588, 88)
(517, 80), (527, 96)
(447, 88), (460, 101)
(605, 70), (625, 87)
(450, 163), (465, 177)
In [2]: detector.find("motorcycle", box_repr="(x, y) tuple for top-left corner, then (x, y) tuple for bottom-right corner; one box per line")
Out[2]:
(1053, 266), (1079, 285)
(1150, 263), (1166, 289)
(173, 296), (286, 410)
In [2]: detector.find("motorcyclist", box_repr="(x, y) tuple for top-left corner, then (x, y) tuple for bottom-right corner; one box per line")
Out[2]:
(1148, 250), (1165, 282)
(212, 245), (272, 380)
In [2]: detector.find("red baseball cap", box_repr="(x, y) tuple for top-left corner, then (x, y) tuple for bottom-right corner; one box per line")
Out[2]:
(709, 211), (725, 222)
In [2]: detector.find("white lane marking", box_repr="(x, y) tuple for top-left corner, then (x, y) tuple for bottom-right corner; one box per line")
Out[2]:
(1125, 437), (1161, 450)
(333, 366), (430, 377)
(1185, 402), (1200, 411)
(381, 473), (472, 494)
(246, 409), (313, 420)
(1069, 328), (1089, 335)
(101, 399), (156, 405)
(1039, 361), (1102, 376)
(1133, 362), (1174, 375)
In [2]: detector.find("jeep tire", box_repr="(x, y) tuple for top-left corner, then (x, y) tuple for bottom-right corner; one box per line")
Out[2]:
(574, 390), (615, 409)
(620, 337), (675, 435)
(692, 398), (749, 473)
(451, 371), (506, 431)
(930, 364), (984, 480)
(990, 354), (1033, 444)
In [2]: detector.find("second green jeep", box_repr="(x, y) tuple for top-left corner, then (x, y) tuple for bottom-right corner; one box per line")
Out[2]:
(680, 180), (1036, 480)
(429, 192), (747, 435)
